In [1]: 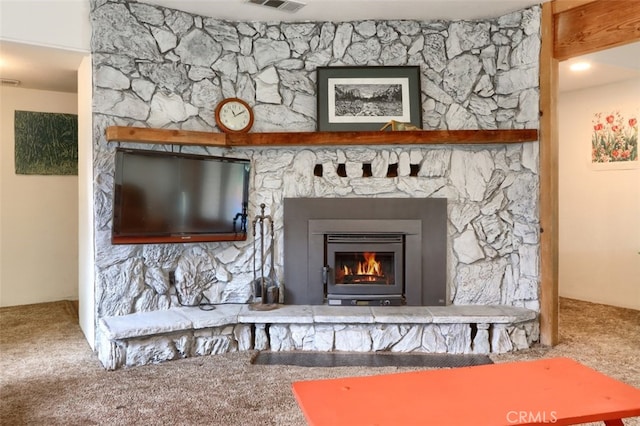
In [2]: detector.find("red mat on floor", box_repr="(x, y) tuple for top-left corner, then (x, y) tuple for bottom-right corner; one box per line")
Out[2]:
(292, 357), (640, 426)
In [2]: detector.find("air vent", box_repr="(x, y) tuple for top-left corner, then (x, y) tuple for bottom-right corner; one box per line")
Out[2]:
(1, 78), (21, 87)
(247, 0), (306, 13)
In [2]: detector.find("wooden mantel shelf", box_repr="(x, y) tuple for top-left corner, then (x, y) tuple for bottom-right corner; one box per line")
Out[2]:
(105, 126), (538, 147)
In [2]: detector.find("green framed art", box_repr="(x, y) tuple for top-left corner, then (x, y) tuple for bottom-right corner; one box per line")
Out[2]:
(14, 110), (78, 175)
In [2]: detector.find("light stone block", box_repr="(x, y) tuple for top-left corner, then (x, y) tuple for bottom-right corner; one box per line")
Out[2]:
(371, 324), (404, 351)
(371, 306), (433, 323)
(269, 324), (294, 351)
(193, 333), (220, 356)
(453, 228), (484, 264)
(209, 336), (234, 355)
(524, 320), (540, 344)
(234, 325), (253, 351)
(439, 323), (470, 353)
(311, 325), (335, 351)
(125, 335), (183, 367)
(391, 325), (423, 352)
(334, 327), (372, 352)
(312, 306), (374, 323)
(454, 259), (507, 305)
(237, 304), (314, 323)
(509, 326), (529, 350)
(100, 309), (192, 340)
(290, 324), (314, 349)
(254, 324), (269, 351)
(176, 304), (242, 329)
(472, 323), (491, 354)
(491, 324), (513, 353)
(421, 325), (447, 353)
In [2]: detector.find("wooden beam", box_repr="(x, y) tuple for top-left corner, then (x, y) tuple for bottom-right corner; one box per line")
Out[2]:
(225, 129), (538, 147)
(106, 126), (539, 147)
(105, 126), (227, 147)
(539, 2), (560, 346)
(552, 0), (596, 15)
(554, 0), (640, 60)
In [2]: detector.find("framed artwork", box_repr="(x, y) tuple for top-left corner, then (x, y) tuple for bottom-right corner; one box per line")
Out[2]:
(591, 109), (638, 170)
(14, 110), (78, 175)
(316, 66), (422, 132)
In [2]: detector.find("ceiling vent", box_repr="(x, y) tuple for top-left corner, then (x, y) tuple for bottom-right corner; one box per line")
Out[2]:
(246, 0), (306, 13)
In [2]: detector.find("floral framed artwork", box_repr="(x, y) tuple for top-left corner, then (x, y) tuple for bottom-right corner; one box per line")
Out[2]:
(316, 66), (422, 132)
(591, 109), (638, 170)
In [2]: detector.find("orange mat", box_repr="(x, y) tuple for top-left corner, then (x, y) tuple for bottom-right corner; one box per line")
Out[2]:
(292, 357), (640, 426)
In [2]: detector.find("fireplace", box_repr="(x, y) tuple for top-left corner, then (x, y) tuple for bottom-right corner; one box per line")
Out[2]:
(326, 232), (405, 305)
(283, 198), (448, 306)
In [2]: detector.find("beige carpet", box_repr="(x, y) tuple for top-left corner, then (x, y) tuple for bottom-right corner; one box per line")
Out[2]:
(1, 298), (638, 425)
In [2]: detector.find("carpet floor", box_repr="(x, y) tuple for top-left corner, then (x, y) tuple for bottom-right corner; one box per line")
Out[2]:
(0, 298), (638, 425)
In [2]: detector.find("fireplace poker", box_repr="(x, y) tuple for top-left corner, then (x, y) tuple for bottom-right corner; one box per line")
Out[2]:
(250, 203), (279, 310)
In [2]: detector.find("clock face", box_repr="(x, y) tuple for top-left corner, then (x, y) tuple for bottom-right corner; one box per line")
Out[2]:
(215, 98), (254, 133)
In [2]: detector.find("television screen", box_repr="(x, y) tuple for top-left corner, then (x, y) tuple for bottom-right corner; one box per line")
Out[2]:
(112, 148), (250, 244)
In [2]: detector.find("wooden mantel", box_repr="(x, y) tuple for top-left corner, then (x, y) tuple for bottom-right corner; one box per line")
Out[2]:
(106, 126), (538, 147)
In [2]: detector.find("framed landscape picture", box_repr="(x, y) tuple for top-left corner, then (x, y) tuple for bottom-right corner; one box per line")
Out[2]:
(317, 66), (422, 132)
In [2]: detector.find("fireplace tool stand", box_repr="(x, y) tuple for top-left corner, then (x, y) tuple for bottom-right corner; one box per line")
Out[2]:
(249, 203), (279, 311)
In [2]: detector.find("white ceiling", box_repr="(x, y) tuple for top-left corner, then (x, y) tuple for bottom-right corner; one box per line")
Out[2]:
(0, 0), (638, 93)
(144, 0), (543, 23)
(0, 41), (85, 93)
(558, 42), (640, 93)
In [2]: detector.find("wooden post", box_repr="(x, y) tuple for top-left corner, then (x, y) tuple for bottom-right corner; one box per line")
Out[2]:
(539, 0), (640, 346)
(539, 2), (559, 346)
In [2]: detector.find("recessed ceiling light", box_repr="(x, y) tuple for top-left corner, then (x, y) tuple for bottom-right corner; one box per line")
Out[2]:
(569, 62), (591, 72)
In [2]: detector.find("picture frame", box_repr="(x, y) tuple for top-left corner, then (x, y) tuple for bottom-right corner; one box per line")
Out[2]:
(590, 109), (639, 171)
(14, 110), (78, 175)
(316, 66), (422, 132)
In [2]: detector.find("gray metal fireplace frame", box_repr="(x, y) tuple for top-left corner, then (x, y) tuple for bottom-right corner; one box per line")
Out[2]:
(283, 198), (448, 306)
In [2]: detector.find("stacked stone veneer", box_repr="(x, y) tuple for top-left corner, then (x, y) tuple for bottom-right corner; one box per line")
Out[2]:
(90, 0), (542, 363)
(98, 304), (537, 370)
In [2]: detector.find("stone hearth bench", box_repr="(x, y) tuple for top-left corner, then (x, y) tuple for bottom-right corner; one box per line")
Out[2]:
(97, 304), (538, 370)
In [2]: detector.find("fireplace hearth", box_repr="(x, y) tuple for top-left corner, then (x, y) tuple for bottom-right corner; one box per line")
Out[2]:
(283, 198), (448, 306)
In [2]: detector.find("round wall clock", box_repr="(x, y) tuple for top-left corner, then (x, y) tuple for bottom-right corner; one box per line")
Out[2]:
(214, 98), (254, 133)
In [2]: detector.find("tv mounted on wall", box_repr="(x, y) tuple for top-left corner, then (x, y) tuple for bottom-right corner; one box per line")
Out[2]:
(112, 148), (250, 244)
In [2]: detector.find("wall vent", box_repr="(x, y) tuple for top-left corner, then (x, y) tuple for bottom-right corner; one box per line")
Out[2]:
(246, 0), (306, 13)
(1, 78), (21, 87)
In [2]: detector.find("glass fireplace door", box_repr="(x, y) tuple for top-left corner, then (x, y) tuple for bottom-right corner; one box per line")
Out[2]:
(325, 234), (404, 305)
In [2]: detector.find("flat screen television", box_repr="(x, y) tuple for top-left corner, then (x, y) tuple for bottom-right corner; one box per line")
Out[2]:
(112, 148), (250, 244)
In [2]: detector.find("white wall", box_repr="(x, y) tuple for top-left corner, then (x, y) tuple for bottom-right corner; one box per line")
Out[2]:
(0, 86), (79, 306)
(559, 78), (640, 310)
(0, 0), (90, 51)
(77, 56), (95, 348)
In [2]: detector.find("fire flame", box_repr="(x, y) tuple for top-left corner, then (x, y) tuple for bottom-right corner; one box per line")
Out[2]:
(342, 252), (383, 277)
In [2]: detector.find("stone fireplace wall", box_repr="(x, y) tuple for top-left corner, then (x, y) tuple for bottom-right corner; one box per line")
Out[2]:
(90, 0), (541, 332)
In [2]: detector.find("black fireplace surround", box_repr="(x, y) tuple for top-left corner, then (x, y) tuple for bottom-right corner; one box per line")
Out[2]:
(283, 198), (448, 306)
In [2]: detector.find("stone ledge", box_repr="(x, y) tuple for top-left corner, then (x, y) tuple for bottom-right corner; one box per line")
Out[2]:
(237, 304), (315, 324)
(176, 304), (243, 329)
(425, 305), (537, 324)
(99, 308), (192, 340)
(100, 304), (537, 340)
